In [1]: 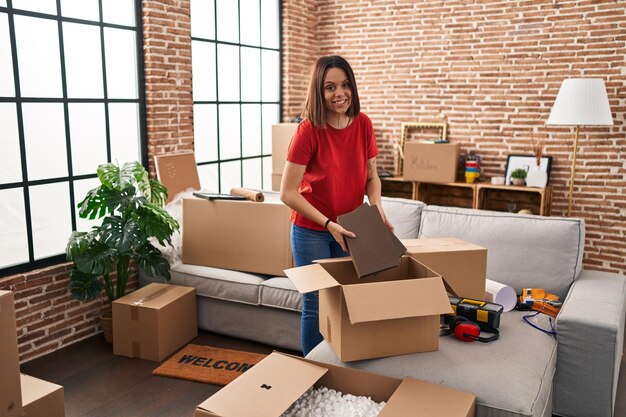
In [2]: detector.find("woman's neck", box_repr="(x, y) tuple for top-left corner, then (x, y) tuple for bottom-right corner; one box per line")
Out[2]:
(326, 113), (352, 130)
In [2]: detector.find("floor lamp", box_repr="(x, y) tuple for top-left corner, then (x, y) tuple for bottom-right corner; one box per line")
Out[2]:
(546, 78), (613, 217)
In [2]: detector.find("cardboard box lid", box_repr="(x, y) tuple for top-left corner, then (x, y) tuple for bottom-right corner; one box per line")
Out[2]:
(337, 204), (406, 278)
(379, 377), (475, 417)
(342, 277), (451, 324)
(113, 283), (192, 310)
(154, 153), (201, 203)
(284, 259), (452, 324)
(402, 237), (486, 254)
(196, 352), (328, 417)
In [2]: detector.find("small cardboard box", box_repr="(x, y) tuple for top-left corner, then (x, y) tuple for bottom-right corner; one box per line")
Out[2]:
(182, 197), (293, 276)
(20, 374), (65, 417)
(0, 291), (22, 417)
(112, 283), (197, 362)
(403, 142), (460, 183)
(271, 123), (298, 175)
(403, 238), (487, 300)
(285, 256), (452, 361)
(193, 352), (476, 417)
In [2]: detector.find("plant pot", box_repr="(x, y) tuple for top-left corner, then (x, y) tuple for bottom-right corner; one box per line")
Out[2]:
(101, 308), (113, 344)
(511, 178), (526, 186)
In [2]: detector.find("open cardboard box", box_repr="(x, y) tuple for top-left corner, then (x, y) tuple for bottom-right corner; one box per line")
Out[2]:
(20, 374), (65, 417)
(194, 352), (475, 417)
(183, 196), (293, 276)
(113, 283), (197, 362)
(285, 256), (452, 361)
(402, 238), (487, 300)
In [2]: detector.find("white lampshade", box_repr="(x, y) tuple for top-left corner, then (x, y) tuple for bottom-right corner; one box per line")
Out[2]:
(547, 78), (613, 126)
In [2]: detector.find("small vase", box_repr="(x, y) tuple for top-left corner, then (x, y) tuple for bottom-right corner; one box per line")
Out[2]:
(101, 308), (113, 344)
(525, 165), (548, 188)
(511, 178), (526, 186)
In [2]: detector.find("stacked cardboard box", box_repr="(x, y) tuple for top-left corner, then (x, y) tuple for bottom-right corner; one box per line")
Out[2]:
(271, 123), (298, 191)
(194, 352), (476, 417)
(1, 291), (65, 417)
(113, 283), (198, 362)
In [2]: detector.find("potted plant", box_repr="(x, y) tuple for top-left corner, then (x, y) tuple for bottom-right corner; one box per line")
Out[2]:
(65, 161), (179, 342)
(510, 168), (528, 186)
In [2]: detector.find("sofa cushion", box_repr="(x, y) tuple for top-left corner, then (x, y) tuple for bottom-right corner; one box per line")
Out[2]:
(307, 310), (556, 417)
(259, 277), (302, 312)
(418, 206), (585, 299)
(380, 196), (425, 239)
(170, 264), (266, 305)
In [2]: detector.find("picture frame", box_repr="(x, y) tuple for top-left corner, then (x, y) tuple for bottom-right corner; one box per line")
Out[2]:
(504, 154), (553, 186)
(398, 122), (447, 175)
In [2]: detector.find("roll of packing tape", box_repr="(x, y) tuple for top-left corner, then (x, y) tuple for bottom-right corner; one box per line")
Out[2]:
(491, 176), (505, 185)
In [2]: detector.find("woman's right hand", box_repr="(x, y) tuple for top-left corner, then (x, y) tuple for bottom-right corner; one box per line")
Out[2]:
(326, 221), (356, 253)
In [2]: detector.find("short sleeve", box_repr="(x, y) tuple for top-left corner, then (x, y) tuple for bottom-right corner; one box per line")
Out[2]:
(364, 114), (379, 159)
(286, 120), (314, 166)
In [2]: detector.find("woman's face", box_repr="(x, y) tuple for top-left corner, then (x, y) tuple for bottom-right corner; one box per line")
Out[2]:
(323, 67), (352, 117)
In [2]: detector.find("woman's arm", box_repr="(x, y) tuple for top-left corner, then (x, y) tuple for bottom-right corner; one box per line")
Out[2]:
(365, 157), (394, 232)
(280, 161), (355, 252)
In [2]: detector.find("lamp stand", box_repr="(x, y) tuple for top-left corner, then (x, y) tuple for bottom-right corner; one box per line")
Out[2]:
(567, 125), (580, 217)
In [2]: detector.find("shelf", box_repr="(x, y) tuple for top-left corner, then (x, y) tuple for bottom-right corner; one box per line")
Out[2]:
(381, 178), (552, 216)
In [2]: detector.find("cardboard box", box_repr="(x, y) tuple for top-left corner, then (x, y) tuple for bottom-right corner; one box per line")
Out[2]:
(271, 123), (298, 175)
(403, 142), (460, 183)
(0, 291), (22, 417)
(183, 197), (293, 276)
(193, 352), (476, 417)
(271, 173), (281, 192)
(20, 374), (65, 417)
(402, 238), (487, 300)
(154, 153), (201, 203)
(112, 283), (197, 362)
(285, 256), (452, 361)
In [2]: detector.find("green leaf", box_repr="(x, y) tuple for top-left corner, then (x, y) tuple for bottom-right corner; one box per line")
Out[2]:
(135, 203), (179, 246)
(97, 163), (121, 189)
(147, 178), (168, 206)
(68, 268), (103, 301)
(121, 161), (148, 191)
(100, 216), (144, 253)
(73, 240), (115, 276)
(135, 243), (171, 280)
(66, 231), (93, 261)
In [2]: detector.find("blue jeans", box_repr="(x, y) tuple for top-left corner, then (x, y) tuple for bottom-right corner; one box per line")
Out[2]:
(291, 224), (348, 356)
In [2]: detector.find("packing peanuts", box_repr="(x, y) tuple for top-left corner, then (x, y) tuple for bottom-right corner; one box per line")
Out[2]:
(0, 291), (22, 417)
(285, 256), (452, 361)
(113, 283), (197, 362)
(193, 352), (476, 417)
(182, 197), (293, 276)
(402, 238), (487, 300)
(403, 142), (460, 183)
(20, 374), (64, 417)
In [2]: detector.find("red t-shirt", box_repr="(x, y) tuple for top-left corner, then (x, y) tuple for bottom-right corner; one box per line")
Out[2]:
(286, 112), (379, 231)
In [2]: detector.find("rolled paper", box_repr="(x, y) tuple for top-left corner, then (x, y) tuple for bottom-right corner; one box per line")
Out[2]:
(484, 279), (518, 312)
(230, 188), (265, 202)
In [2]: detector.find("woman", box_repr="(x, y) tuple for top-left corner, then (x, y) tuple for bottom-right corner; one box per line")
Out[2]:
(280, 55), (393, 356)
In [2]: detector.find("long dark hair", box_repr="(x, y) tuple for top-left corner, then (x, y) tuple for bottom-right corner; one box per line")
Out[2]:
(302, 55), (360, 128)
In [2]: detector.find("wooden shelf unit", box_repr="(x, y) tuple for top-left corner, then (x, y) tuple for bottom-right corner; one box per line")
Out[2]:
(381, 177), (552, 216)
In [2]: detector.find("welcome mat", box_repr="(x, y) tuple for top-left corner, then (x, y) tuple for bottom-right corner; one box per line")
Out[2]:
(152, 344), (267, 386)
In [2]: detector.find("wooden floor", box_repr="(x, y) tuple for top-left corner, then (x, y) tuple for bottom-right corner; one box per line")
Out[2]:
(21, 330), (626, 417)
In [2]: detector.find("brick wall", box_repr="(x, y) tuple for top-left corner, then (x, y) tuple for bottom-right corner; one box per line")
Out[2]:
(3, 0), (624, 362)
(283, 0), (626, 274)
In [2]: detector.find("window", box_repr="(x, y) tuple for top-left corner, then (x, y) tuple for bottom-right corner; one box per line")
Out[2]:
(0, 0), (146, 275)
(190, 0), (281, 192)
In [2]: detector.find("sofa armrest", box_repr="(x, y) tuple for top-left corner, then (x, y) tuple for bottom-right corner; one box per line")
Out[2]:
(554, 269), (626, 417)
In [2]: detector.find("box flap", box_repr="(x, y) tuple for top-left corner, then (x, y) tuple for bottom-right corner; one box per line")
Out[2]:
(284, 263), (340, 293)
(337, 204), (403, 278)
(379, 377), (475, 417)
(402, 237), (484, 253)
(113, 283), (188, 310)
(342, 278), (452, 324)
(154, 153), (201, 203)
(196, 352), (328, 417)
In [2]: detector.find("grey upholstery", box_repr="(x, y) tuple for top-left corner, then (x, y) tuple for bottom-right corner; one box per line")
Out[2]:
(307, 311), (556, 417)
(419, 205), (585, 299)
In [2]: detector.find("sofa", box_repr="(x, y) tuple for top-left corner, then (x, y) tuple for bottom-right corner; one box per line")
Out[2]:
(140, 190), (626, 417)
